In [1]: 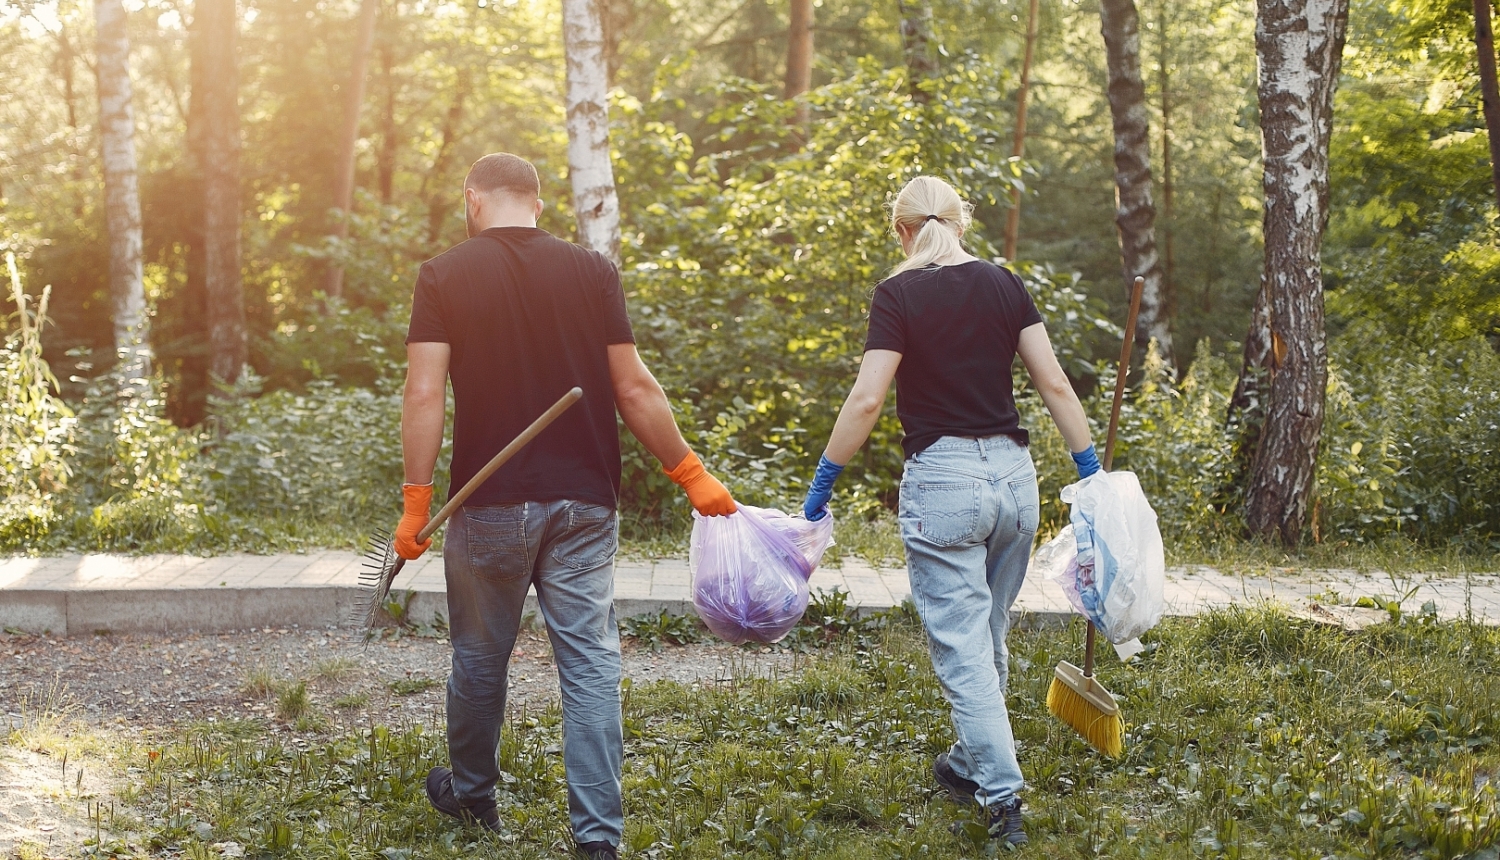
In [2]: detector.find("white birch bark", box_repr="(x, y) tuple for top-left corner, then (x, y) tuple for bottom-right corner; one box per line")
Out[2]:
(562, 0), (621, 267)
(1242, 0), (1349, 545)
(1100, 0), (1172, 364)
(95, 0), (150, 381)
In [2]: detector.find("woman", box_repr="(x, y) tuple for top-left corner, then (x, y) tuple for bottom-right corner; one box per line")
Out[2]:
(801, 176), (1100, 847)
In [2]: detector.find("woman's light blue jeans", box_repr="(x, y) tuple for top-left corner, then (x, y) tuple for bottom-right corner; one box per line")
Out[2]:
(898, 435), (1039, 806)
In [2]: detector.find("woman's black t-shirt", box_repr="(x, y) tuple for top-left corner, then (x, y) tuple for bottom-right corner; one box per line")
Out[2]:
(864, 260), (1044, 459)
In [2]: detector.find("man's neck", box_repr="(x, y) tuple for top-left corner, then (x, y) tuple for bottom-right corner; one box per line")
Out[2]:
(476, 215), (537, 231)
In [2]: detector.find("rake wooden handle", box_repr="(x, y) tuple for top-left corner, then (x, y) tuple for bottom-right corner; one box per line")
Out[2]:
(1084, 275), (1145, 679)
(415, 387), (583, 542)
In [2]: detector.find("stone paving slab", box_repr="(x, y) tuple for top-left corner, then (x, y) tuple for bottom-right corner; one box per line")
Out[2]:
(2, 552), (1498, 636)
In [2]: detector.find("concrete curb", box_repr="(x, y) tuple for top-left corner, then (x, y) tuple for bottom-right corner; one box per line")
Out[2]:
(0, 583), (1083, 637)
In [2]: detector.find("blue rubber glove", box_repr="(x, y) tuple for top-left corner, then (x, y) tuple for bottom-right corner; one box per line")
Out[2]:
(1071, 445), (1102, 479)
(802, 455), (845, 521)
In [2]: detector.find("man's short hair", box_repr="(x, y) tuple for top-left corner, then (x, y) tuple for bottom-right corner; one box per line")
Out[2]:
(464, 153), (541, 198)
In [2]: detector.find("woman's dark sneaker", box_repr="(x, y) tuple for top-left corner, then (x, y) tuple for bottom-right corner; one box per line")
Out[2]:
(933, 753), (981, 805)
(987, 796), (1028, 847)
(575, 841), (618, 860)
(425, 767), (502, 833)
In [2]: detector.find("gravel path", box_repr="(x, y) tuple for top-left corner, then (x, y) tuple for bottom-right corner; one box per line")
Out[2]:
(0, 626), (797, 857)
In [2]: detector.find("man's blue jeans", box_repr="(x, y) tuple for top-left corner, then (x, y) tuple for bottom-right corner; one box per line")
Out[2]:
(443, 501), (623, 846)
(898, 435), (1040, 806)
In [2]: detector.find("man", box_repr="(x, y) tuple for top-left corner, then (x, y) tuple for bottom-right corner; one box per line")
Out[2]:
(396, 153), (736, 860)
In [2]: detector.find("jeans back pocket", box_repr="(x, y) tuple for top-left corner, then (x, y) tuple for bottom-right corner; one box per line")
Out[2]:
(915, 481), (982, 547)
(550, 503), (618, 571)
(464, 505), (531, 582)
(1007, 475), (1040, 537)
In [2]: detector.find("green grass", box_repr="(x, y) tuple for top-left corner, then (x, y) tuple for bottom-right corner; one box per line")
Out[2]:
(388, 677), (443, 696)
(123, 607), (1500, 858)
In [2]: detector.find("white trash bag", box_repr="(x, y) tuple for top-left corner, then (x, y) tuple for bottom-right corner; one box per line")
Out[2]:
(1033, 471), (1165, 644)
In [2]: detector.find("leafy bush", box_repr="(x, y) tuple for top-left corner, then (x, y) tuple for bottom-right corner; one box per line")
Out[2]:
(0, 255), (74, 546)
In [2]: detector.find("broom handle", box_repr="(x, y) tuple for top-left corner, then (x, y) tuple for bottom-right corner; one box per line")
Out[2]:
(1103, 276), (1144, 472)
(1085, 275), (1145, 680)
(416, 387), (583, 542)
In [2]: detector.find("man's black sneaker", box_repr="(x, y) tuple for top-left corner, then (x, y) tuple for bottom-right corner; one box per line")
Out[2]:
(933, 753), (981, 805)
(576, 840), (618, 860)
(987, 796), (1028, 847)
(425, 767), (502, 833)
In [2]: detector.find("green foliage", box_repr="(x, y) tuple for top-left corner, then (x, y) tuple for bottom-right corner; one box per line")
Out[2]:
(620, 609), (707, 651)
(134, 610), (1500, 858)
(0, 254), (74, 546)
(614, 62), (1114, 523)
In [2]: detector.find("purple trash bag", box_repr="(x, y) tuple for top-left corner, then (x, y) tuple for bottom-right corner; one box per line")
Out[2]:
(689, 504), (836, 645)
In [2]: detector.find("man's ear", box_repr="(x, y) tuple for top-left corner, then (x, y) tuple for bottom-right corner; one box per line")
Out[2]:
(533, 198), (544, 220)
(464, 186), (479, 210)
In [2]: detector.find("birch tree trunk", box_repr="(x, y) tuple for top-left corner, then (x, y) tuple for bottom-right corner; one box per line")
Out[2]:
(198, 0), (246, 384)
(1003, 0), (1041, 261)
(896, 0), (938, 101)
(562, 0), (622, 267)
(1099, 0), (1173, 364)
(785, 0), (814, 126)
(1241, 0), (1349, 546)
(94, 0), (150, 381)
(1474, 0), (1500, 209)
(324, 0), (380, 298)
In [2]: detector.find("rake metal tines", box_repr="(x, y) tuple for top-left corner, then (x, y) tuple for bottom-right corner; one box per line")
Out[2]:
(353, 527), (405, 630)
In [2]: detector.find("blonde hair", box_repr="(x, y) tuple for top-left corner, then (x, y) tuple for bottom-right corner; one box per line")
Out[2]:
(888, 176), (973, 277)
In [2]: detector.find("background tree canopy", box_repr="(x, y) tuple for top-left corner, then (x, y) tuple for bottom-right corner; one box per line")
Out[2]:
(0, 0), (1497, 554)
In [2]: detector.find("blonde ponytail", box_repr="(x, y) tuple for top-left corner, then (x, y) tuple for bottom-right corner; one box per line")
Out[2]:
(888, 175), (973, 278)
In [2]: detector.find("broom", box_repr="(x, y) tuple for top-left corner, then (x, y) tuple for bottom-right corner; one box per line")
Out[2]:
(355, 387), (583, 628)
(1044, 275), (1144, 758)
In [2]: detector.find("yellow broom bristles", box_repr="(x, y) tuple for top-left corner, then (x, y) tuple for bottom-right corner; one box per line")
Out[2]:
(1047, 665), (1124, 758)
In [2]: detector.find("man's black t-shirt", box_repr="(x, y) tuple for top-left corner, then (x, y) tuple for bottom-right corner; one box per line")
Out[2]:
(864, 260), (1045, 459)
(406, 227), (634, 509)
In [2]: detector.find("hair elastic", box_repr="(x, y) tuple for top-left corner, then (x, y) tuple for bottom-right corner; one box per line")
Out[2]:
(924, 214), (940, 222)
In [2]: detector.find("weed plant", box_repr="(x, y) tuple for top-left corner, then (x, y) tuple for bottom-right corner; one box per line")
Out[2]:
(128, 607), (1500, 858)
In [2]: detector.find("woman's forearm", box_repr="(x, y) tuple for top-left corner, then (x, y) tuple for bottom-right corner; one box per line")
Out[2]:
(822, 350), (903, 465)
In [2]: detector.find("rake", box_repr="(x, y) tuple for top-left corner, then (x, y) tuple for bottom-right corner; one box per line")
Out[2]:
(355, 387), (583, 628)
(1044, 275), (1143, 758)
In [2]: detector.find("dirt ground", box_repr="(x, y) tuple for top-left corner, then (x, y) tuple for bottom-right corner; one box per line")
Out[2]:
(0, 625), (797, 858)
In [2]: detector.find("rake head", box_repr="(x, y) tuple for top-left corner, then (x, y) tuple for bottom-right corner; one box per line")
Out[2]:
(354, 528), (406, 629)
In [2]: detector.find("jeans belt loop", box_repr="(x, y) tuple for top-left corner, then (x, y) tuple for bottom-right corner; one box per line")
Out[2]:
(978, 435), (987, 460)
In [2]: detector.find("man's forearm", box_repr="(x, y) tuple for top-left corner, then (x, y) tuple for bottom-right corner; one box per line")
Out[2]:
(402, 391), (446, 484)
(618, 382), (691, 470)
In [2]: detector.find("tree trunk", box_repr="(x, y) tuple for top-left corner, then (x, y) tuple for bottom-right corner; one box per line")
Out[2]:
(94, 0), (150, 381)
(177, 2), (211, 421)
(1475, 0), (1500, 209)
(1158, 0), (1177, 361)
(562, 0), (622, 266)
(1003, 0), (1041, 261)
(1241, 0), (1349, 546)
(377, 11), (397, 207)
(785, 0), (814, 125)
(896, 0), (938, 101)
(196, 0), (246, 385)
(1099, 0), (1173, 364)
(422, 68), (470, 245)
(324, 0), (380, 299)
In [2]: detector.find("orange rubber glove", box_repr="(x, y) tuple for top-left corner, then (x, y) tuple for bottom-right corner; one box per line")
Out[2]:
(665, 450), (737, 517)
(395, 483), (434, 559)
